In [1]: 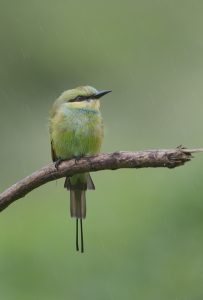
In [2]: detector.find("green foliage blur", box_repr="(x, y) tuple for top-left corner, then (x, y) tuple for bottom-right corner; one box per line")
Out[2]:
(1, 1), (203, 299)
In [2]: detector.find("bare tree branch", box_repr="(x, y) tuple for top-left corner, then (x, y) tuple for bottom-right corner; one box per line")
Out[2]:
(0, 147), (203, 212)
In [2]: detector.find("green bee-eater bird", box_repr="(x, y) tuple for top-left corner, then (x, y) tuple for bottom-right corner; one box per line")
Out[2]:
(49, 86), (111, 253)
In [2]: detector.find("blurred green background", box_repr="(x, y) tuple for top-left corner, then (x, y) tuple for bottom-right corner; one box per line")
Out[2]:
(1, 0), (203, 299)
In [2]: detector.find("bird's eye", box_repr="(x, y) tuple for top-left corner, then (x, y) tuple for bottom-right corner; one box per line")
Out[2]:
(75, 96), (84, 101)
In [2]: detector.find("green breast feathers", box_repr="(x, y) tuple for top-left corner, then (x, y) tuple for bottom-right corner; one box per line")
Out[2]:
(50, 106), (103, 160)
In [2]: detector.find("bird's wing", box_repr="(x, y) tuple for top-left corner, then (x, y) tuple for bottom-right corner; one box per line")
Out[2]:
(51, 140), (57, 162)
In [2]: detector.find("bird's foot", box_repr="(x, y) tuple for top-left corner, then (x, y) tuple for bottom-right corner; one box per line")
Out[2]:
(55, 158), (64, 170)
(74, 155), (83, 164)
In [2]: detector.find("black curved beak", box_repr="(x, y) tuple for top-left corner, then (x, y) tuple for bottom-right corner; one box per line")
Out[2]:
(94, 90), (112, 99)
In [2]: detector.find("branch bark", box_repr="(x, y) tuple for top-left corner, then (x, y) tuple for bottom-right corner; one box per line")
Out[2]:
(0, 147), (203, 212)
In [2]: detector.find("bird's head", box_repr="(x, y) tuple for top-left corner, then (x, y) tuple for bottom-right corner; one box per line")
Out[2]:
(53, 86), (111, 112)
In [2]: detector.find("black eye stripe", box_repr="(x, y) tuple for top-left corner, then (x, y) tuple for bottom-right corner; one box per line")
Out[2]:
(68, 94), (94, 103)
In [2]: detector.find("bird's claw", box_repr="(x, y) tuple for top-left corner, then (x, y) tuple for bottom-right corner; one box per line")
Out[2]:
(55, 158), (64, 170)
(74, 156), (82, 164)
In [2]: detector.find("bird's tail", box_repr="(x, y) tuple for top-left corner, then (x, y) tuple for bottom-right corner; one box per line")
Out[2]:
(64, 173), (95, 253)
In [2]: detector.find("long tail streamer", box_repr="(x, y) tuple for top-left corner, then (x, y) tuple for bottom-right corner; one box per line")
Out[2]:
(76, 218), (84, 253)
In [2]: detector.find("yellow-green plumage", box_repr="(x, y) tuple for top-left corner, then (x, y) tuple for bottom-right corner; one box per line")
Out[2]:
(49, 86), (111, 252)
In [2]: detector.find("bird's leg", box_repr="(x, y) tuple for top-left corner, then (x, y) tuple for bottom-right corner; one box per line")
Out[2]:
(73, 155), (82, 164)
(54, 157), (64, 170)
